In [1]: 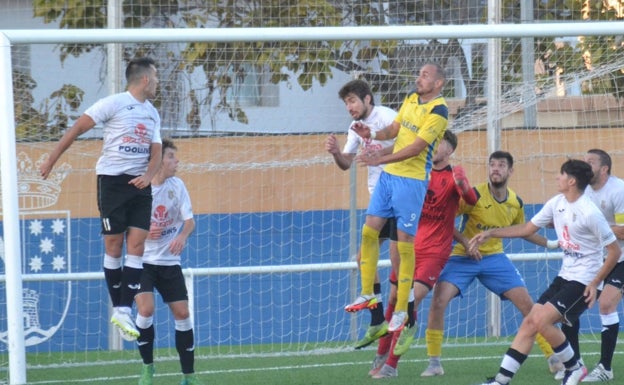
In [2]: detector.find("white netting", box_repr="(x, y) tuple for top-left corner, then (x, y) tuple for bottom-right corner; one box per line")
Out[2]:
(1, 2), (624, 382)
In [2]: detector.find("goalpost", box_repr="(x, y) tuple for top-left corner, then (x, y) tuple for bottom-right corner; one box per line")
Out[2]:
(3, 19), (624, 385)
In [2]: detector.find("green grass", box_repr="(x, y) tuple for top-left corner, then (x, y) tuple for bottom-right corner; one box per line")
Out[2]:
(9, 339), (612, 385)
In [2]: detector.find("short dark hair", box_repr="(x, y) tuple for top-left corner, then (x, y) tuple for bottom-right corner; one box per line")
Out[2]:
(125, 57), (156, 84)
(561, 159), (593, 191)
(443, 130), (457, 150)
(161, 138), (177, 156)
(489, 150), (514, 168)
(428, 62), (446, 82)
(338, 79), (374, 105)
(587, 148), (612, 174)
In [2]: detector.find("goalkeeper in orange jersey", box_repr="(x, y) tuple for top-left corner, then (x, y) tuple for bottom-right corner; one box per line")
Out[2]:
(370, 130), (477, 378)
(345, 63), (448, 338)
(422, 151), (563, 378)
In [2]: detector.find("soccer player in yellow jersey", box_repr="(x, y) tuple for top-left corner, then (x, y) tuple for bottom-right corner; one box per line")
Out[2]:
(421, 151), (563, 377)
(346, 62), (448, 334)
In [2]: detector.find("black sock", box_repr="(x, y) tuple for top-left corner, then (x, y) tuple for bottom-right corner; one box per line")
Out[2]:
(499, 348), (527, 379)
(370, 305), (385, 325)
(104, 267), (122, 307)
(370, 283), (385, 325)
(407, 300), (415, 328)
(176, 329), (195, 374)
(561, 320), (581, 360)
(600, 322), (619, 370)
(120, 266), (142, 308)
(137, 325), (155, 365)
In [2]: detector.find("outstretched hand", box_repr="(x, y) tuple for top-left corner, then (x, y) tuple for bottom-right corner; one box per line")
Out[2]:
(469, 232), (491, 260)
(355, 147), (382, 166)
(39, 160), (54, 180)
(350, 121), (371, 139)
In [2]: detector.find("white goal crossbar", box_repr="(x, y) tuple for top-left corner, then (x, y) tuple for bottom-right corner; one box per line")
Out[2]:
(4, 22), (624, 43)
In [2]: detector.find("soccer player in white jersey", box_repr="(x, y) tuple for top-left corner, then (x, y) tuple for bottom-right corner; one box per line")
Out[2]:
(40, 57), (162, 341)
(555, 149), (624, 383)
(135, 139), (201, 385)
(469, 159), (621, 385)
(325, 79), (401, 351)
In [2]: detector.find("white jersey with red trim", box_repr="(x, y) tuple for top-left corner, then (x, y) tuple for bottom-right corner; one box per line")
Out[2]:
(342, 105), (396, 194)
(144, 176), (193, 266)
(584, 175), (624, 262)
(531, 193), (616, 285)
(85, 91), (162, 176)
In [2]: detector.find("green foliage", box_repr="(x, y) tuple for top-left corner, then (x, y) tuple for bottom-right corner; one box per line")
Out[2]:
(26, 0), (624, 135)
(33, 0), (106, 62)
(30, 0), (398, 132)
(13, 71), (84, 142)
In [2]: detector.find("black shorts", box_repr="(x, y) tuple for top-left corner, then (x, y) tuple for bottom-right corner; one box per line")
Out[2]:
(604, 261), (624, 291)
(379, 217), (398, 241)
(138, 263), (188, 303)
(537, 276), (588, 326)
(97, 174), (152, 234)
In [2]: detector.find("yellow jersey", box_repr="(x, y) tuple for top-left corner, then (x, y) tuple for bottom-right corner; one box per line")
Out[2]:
(384, 92), (448, 180)
(452, 182), (526, 256)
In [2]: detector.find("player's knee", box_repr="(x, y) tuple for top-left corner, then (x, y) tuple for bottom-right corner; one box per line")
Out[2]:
(523, 311), (548, 335)
(174, 309), (190, 320)
(429, 296), (447, 314)
(362, 224), (379, 241)
(104, 235), (124, 256)
(598, 291), (621, 313)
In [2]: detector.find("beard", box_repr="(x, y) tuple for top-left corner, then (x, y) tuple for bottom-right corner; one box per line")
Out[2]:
(353, 105), (371, 121)
(489, 175), (507, 189)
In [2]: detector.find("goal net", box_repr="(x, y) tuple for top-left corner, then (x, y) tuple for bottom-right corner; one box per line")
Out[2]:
(2, 0), (624, 379)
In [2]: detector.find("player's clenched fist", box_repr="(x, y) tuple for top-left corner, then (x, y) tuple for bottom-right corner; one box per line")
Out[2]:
(325, 134), (340, 155)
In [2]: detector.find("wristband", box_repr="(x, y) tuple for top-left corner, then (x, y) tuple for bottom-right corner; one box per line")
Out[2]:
(546, 239), (559, 249)
(370, 130), (377, 140)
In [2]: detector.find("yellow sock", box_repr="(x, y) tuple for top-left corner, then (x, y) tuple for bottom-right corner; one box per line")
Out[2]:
(360, 224), (380, 295)
(394, 241), (414, 312)
(535, 333), (554, 357)
(426, 328), (444, 357)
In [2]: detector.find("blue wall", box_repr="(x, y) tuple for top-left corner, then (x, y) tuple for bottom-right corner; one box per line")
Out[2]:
(0, 204), (615, 353)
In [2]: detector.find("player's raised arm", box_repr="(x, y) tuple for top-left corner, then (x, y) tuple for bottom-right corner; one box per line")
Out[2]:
(452, 165), (477, 205)
(39, 114), (96, 179)
(470, 221), (540, 250)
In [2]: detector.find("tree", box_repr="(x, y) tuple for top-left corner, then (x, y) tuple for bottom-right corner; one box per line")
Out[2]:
(13, 69), (84, 141)
(27, 0), (624, 137)
(29, 0), (398, 134)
